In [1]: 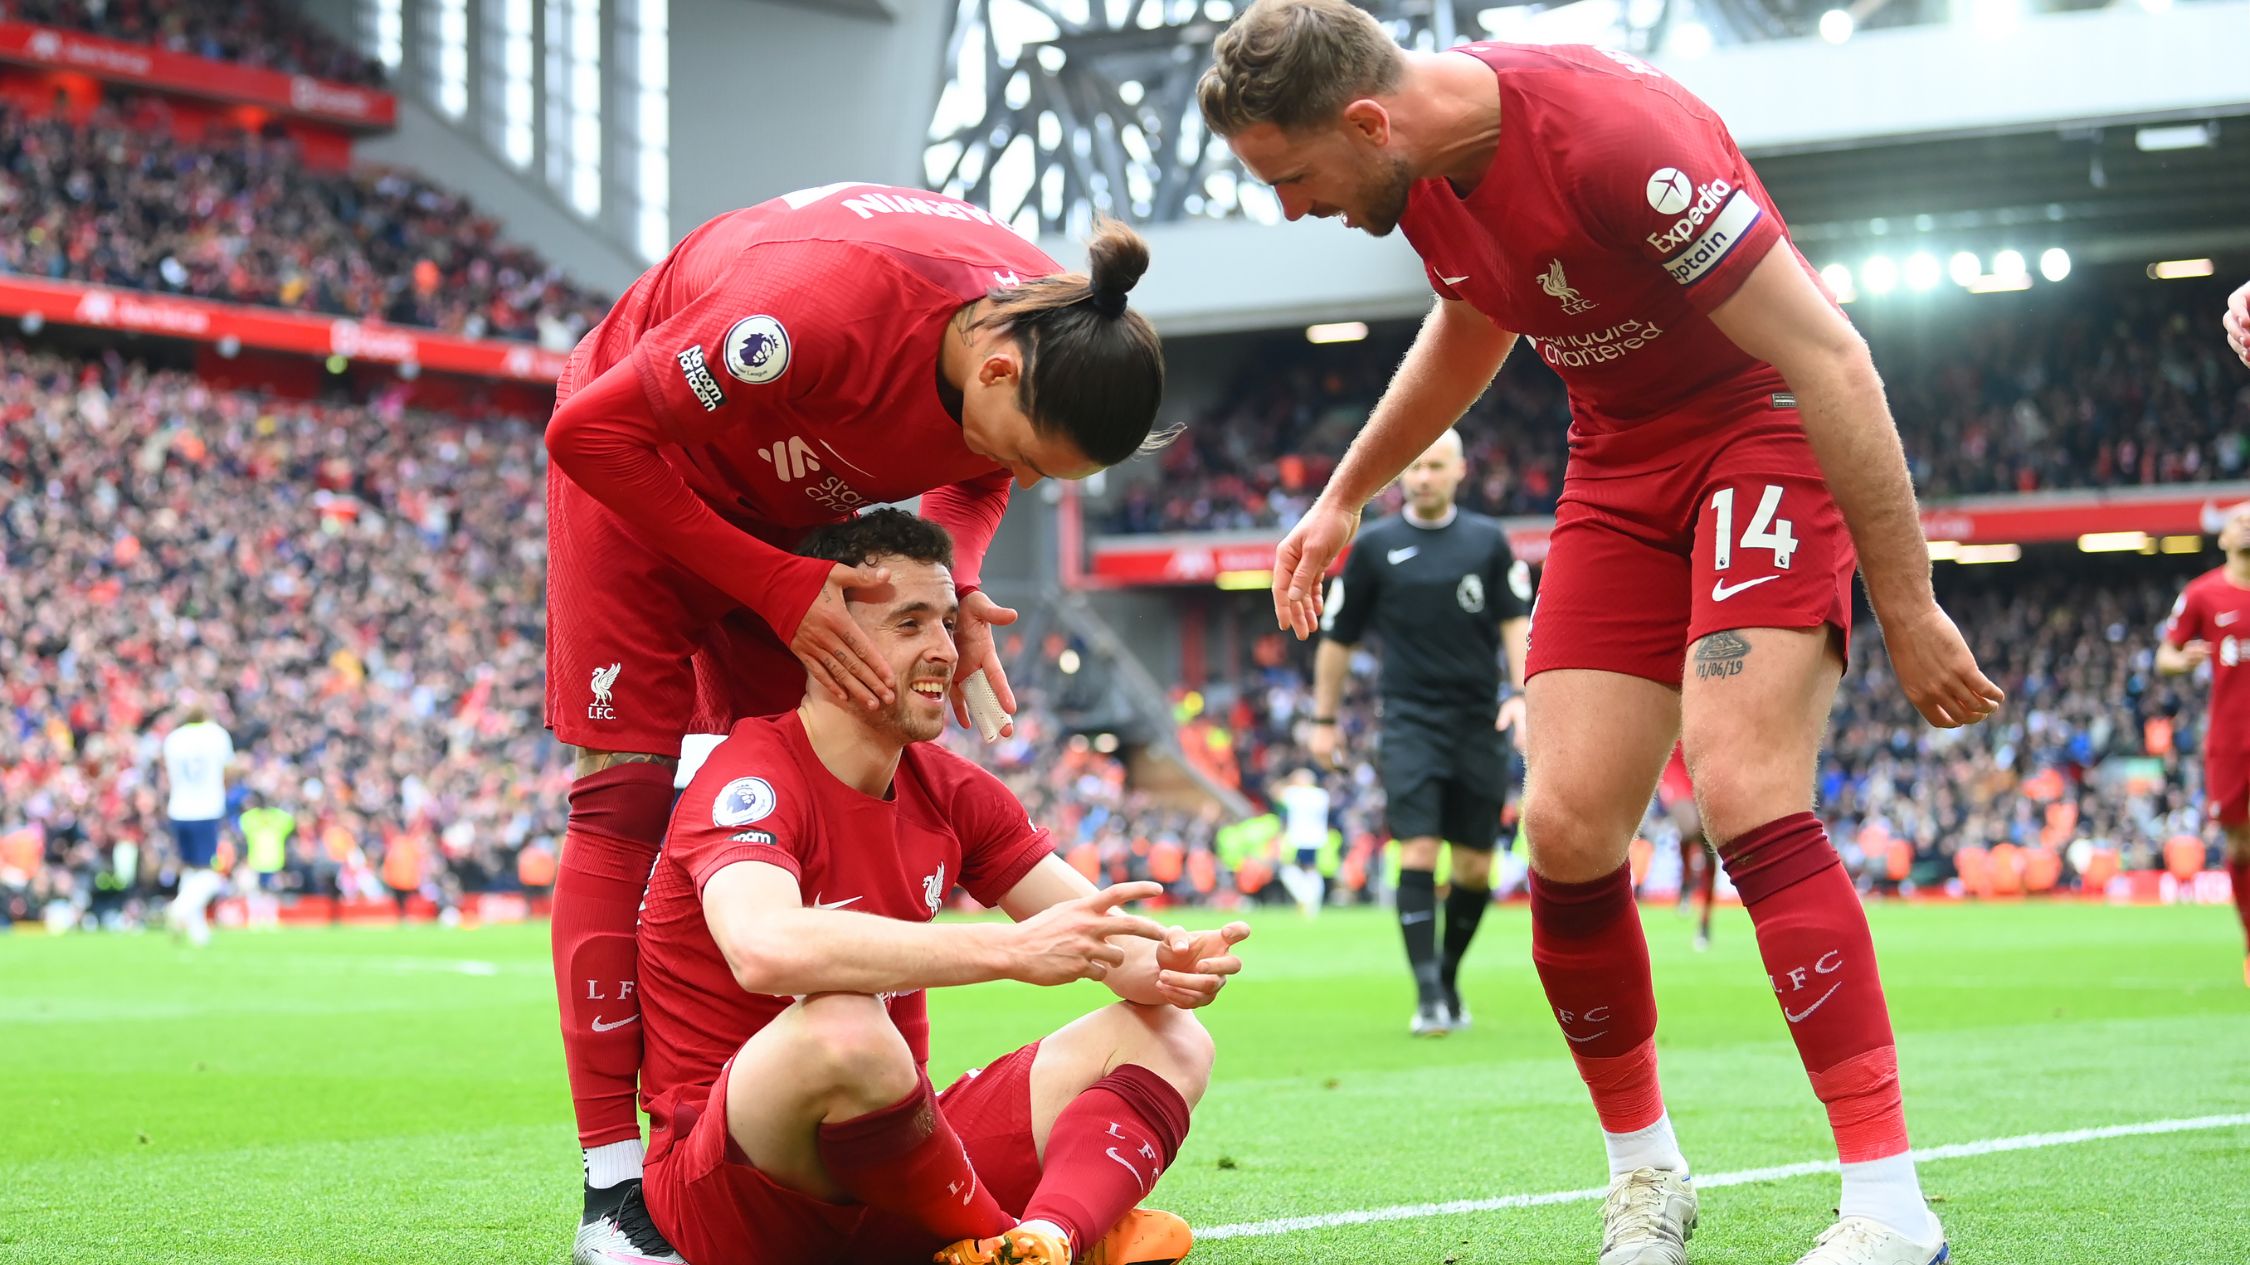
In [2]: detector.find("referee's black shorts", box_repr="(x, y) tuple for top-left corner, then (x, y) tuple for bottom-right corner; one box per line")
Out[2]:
(1377, 704), (1509, 849)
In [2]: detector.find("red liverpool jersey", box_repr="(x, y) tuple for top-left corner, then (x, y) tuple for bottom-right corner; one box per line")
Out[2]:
(636, 710), (1056, 1132)
(1397, 44), (1816, 458)
(569, 182), (1064, 533)
(2165, 568), (2250, 753)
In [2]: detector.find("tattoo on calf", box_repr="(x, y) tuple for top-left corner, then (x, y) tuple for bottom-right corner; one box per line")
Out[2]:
(1693, 631), (1752, 682)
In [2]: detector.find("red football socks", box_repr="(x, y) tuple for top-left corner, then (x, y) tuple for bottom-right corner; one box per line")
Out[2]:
(816, 1071), (1011, 1243)
(551, 762), (676, 1150)
(1720, 811), (1909, 1161)
(1020, 1065), (1192, 1249)
(1530, 864), (1667, 1132)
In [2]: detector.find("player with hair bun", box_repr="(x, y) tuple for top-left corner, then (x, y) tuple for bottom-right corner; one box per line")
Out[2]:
(540, 182), (1169, 1265)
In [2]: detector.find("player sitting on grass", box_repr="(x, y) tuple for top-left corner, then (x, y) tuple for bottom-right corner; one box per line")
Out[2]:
(632, 508), (1250, 1265)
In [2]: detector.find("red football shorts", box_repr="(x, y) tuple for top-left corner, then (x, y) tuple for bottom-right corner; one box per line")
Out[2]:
(1526, 403), (1857, 687)
(543, 364), (809, 755)
(2206, 751), (2250, 827)
(644, 1042), (1047, 1265)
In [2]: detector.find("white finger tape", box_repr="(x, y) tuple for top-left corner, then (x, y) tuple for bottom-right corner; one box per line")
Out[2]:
(964, 669), (1010, 743)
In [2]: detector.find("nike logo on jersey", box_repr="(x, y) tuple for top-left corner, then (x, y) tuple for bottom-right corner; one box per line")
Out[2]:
(812, 894), (861, 911)
(1783, 982), (1843, 1024)
(590, 1014), (638, 1033)
(1439, 274), (1470, 286)
(2219, 611), (2240, 627)
(1387, 546), (1420, 565)
(1711, 575), (1780, 601)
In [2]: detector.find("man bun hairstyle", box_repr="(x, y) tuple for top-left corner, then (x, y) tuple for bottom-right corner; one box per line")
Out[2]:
(796, 507), (956, 573)
(1197, 0), (1406, 137)
(976, 216), (1172, 468)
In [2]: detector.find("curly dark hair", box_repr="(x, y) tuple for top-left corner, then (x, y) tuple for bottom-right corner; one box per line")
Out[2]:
(795, 507), (956, 572)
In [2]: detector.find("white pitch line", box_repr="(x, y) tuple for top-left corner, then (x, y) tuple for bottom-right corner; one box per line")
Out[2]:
(1198, 1112), (2250, 1241)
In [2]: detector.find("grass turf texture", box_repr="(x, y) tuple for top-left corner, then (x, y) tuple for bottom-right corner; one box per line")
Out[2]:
(2, 901), (2244, 1264)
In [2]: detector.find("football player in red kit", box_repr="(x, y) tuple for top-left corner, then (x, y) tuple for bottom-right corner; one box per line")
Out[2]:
(1201, 5), (2000, 1263)
(2157, 501), (2250, 986)
(635, 509), (1247, 1265)
(545, 183), (1170, 1263)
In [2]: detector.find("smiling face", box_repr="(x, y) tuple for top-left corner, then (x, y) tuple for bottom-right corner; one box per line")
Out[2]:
(1226, 107), (1416, 237)
(844, 556), (960, 745)
(956, 332), (1105, 489)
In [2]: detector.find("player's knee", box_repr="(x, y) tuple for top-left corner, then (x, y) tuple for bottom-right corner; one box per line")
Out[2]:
(1520, 791), (1620, 877)
(1127, 1005), (1215, 1103)
(1398, 837), (1442, 870)
(791, 994), (917, 1107)
(1451, 849), (1495, 888)
(1686, 764), (1810, 843)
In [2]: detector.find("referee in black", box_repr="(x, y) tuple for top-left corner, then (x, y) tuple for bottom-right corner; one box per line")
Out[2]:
(1309, 428), (1531, 1036)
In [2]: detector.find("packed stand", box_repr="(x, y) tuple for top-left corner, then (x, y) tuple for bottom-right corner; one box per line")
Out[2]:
(0, 97), (610, 345)
(1099, 277), (2250, 534)
(0, 343), (570, 929)
(0, 0), (388, 85)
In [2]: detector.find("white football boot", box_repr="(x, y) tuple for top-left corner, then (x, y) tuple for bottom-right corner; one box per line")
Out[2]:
(572, 1181), (685, 1265)
(1597, 1167), (1697, 1265)
(1792, 1213), (1949, 1265)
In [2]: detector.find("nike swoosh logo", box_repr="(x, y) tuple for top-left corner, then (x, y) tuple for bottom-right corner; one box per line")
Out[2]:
(1399, 911), (1433, 925)
(2219, 612), (2239, 626)
(1104, 1147), (1153, 1192)
(590, 1015), (638, 1033)
(1784, 981), (1843, 1023)
(1440, 274), (1469, 286)
(812, 894), (860, 911)
(1564, 1029), (1609, 1044)
(1711, 575), (1781, 601)
(1388, 547), (1419, 564)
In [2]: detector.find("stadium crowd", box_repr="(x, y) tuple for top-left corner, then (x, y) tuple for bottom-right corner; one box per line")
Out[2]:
(0, 0), (388, 85)
(1103, 278), (2250, 534)
(0, 97), (608, 345)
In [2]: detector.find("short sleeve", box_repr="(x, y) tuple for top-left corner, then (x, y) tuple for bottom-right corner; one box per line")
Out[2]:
(1570, 81), (1785, 312)
(627, 239), (884, 437)
(1322, 534), (1381, 644)
(668, 734), (810, 895)
(947, 763), (1056, 906)
(2165, 587), (2205, 647)
(1489, 529), (1532, 622)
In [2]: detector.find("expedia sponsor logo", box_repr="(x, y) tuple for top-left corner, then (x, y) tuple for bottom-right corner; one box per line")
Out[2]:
(1536, 319), (1666, 370)
(1644, 178), (1735, 254)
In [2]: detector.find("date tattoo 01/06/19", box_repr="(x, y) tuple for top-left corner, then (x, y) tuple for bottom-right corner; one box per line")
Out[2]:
(1694, 631), (1752, 681)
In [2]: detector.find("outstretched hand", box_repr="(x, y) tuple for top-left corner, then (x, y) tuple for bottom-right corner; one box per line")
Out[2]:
(1150, 921), (1251, 1009)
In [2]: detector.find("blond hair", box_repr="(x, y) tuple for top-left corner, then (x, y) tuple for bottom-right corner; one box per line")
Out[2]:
(1197, 0), (1405, 137)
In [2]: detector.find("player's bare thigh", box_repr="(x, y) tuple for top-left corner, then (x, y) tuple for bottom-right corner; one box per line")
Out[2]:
(1678, 626), (1842, 843)
(721, 994), (920, 1200)
(1027, 1003), (1213, 1158)
(574, 746), (681, 779)
(1521, 669), (1680, 883)
(2225, 824), (2250, 863)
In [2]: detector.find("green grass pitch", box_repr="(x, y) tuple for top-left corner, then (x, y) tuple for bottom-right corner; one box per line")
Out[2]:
(3, 900), (2245, 1264)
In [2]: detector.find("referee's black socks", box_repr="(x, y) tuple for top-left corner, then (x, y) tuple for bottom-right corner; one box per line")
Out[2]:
(1440, 883), (1493, 998)
(1397, 868), (1443, 1004)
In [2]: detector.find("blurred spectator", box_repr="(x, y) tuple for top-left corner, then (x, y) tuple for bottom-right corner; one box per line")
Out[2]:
(1, 0), (388, 84)
(0, 98), (607, 345)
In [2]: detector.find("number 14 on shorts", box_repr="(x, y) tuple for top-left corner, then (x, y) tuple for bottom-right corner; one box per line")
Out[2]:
(1710, 484), (1798, 572)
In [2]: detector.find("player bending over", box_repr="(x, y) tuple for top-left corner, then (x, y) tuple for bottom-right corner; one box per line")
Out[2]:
(2157, 501), (2250, 987)
(634, 509), (1248, 1265)
(1202, 5), (2001, 1263)
(546, 183), (1170, 1264)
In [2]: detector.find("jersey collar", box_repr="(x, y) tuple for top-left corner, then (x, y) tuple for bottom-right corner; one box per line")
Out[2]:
(1403, 505), (1458, 531)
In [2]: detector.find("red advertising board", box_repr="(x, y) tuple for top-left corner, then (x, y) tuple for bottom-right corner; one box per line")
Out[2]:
(0, 21), (395, 130)
(0, 274), (567, 385)
(1085, 483), (2250, 587)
